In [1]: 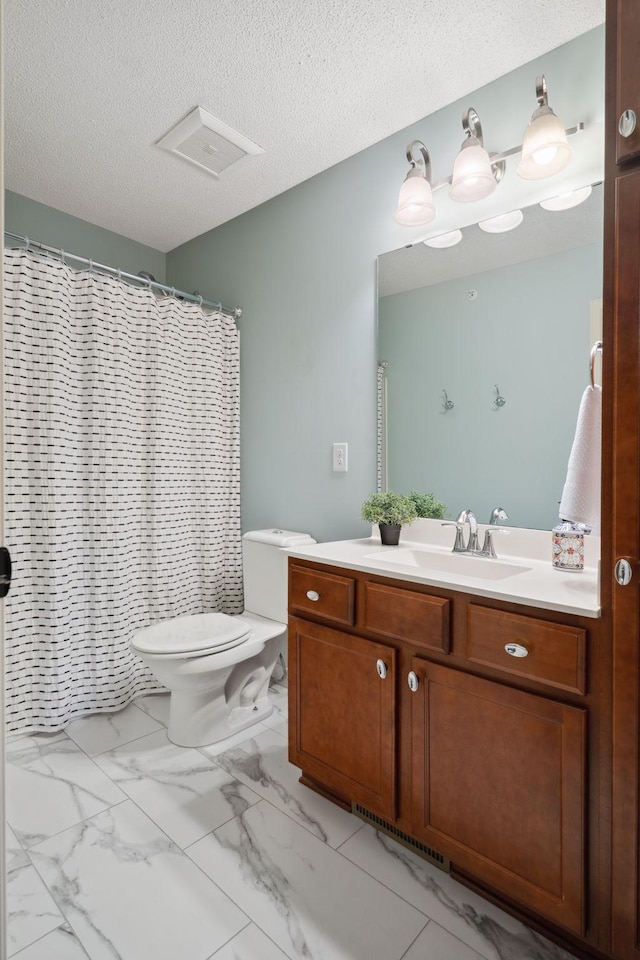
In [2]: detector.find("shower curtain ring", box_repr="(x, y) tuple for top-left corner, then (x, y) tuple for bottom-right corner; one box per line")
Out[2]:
(89, 258), (94, 274)
(60, 249), (66, 265)
(171, 287), (176, 298)
(197, 295), (203, 306)
(24, 236), (30, 250)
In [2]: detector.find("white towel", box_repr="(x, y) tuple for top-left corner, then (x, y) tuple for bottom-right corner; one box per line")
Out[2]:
(559, 384), (602, 532)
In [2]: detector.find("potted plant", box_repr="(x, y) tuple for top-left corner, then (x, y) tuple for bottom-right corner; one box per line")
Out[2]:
(361, 491), (418, 545)
(407, 491), (447, 519)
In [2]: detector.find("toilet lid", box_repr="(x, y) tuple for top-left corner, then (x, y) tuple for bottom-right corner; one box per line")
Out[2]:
(132, 613), (250, 655)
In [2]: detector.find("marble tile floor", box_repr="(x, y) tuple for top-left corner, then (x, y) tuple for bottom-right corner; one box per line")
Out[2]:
(5, 682), (578, 960)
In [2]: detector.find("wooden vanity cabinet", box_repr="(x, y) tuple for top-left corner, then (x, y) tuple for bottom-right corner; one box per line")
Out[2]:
(288, 558), (595, 946)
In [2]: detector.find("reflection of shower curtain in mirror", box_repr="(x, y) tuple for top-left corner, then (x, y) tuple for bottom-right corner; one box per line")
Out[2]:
(3, 249), (242, 734)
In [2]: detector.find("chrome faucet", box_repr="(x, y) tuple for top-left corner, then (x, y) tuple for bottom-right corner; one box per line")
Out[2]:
(442, 509), (479, 553)
(442, 508), (504, 558)
(456, 509), (479, 553)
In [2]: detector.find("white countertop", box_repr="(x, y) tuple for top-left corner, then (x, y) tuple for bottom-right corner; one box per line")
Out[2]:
(286, 520), (601, 619)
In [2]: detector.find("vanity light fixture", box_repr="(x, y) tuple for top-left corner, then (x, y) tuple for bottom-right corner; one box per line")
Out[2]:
(539, 184), (593, 211)
(517, 75), (572, 180)
(478, 210), (524, 233)
(394, 140), (435, 226)
(450, 109), (501, 203)
(424, 229), (463, 248)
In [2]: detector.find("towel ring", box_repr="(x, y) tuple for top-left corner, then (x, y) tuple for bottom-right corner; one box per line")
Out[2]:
(590, 340), (603, 388)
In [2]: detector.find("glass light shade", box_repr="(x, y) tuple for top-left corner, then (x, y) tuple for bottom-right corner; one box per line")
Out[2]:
(449, 139), (496, 202)
(478, 210), (524, 233)
(518, 107), (572, 180)
(539, 185), (592, 211)
(424, 230), (463, 248)
(394, 171), (435, 226)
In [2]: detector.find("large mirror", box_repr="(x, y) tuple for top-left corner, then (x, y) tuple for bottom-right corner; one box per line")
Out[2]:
(377, 183), (603, 530)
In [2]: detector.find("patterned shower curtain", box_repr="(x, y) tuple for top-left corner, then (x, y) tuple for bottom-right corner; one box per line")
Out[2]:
(3, 249), (243, 734)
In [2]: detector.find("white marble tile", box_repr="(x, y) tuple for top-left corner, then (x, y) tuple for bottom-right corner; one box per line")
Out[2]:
(65, 703), (163, 756)
(135, 692), (171, 727)
(339, 826), (576, 960)
(6, 733), (126, 848)
(403, 921), (487, 959)
(187, 799), (427, 960)
(11, 924), (91, 959)
(202, 727), (362, 849)
(94, 728), (262, 848)
(196, 722), (270, 758)
(29, 799), (248, 960)
(7, 822), (65, 958)
(209, 923), (290, 960)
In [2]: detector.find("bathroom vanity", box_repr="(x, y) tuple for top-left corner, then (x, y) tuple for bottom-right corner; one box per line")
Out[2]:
(287, 524), (608, 958)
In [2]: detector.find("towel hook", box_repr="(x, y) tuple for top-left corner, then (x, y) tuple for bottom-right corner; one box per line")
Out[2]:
(442, 389), (454, 412)
(590, 340), (603, 388)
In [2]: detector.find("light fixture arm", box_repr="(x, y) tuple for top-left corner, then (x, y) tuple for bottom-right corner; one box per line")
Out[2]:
(405, 140), (431, 182)
(462, 108), (484, 146)
(536, 74), (548, 108)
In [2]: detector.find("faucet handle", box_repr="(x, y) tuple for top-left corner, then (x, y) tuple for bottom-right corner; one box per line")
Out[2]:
(442, 522), (466, 553)
(480, 526), (509, 558)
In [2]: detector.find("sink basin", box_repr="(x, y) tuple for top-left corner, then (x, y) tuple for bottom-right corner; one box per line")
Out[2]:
(365, 547), (531, 581)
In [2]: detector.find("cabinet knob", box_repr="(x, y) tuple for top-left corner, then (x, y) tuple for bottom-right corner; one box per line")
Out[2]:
(619, 109), (637, 138)
(614, 558), (633, 586)
(407, 671), (419, 692)
(505, 643), (529, 658)
(376, 659), (388, 679)
(306, 590), (320, 601)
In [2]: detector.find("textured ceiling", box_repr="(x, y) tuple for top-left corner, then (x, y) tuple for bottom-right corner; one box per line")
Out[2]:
(4, 0), (605, 253)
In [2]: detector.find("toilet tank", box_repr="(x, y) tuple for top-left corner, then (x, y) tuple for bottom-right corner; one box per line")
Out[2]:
(242, 529), (316, 623)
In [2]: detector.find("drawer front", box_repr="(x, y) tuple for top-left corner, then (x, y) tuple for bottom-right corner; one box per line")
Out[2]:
(289, 564), (355, 627)
(362, 581), (450, 653)
(466, 605), (586, 695)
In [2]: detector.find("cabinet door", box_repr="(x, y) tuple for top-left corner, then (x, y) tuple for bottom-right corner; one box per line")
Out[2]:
(409, 660), (586, 934)
(607, 2), (640, 957)
(288, 618), (397, 819)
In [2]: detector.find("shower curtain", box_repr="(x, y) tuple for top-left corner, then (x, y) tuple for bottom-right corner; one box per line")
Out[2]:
(3, 249), (242, 734)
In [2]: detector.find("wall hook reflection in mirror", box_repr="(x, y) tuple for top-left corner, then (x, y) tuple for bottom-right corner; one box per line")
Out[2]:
(442, 389), (455, 412)
(493, 385), (506, 408)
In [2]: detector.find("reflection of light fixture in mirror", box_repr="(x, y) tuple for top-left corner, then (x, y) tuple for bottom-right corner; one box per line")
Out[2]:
(518, 75), (572, 180)
(478, 210), (524, 233)
(450, 108), (501, 203)
(424, 230), (463, 248)
(394, 140), (435, 226)
(540, 185), (593, 211)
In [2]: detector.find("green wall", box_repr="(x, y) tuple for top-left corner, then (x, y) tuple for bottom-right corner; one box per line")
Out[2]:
(167, 27), (604, 543)
(379, 242), (603, 531)
(4, 191), (166, 282)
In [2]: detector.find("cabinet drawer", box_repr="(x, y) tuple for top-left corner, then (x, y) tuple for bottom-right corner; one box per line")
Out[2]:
(466, 605), (586, 695)
(289, 564), (355, 627)
(362, 581), (450, 653)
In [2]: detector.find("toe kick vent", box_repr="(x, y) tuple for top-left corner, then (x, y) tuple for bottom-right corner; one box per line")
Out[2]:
(352, 803), (450, 873)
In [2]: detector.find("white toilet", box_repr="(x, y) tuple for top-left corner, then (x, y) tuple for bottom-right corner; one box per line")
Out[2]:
(130, 529), (315, 747)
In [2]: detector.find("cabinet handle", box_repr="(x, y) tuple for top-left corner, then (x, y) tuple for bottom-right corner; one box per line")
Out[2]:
(376, 659), (388, 679)
(619, 109), (637, 138)
(407, 671), (419, 692)
(306, 590), (320, 601)
(505, 643), (528, 658)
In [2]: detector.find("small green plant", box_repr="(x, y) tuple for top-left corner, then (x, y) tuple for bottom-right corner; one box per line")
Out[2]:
(361, 491), (418, 526)
(407, 491), (447, 520)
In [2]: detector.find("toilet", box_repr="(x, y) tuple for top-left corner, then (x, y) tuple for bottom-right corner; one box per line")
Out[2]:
(130, 529), (315, 747)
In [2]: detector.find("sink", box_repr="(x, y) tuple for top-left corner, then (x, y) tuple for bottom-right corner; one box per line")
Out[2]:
(365, 547), (531, 581)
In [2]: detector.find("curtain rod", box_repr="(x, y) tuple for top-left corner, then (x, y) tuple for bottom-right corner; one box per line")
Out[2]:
(3, 231), (242, 321)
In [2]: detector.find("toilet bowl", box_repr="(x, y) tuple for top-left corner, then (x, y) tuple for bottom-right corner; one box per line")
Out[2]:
(130, 529), (315, 747)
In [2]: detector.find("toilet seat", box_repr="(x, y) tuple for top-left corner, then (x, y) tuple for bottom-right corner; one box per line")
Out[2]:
(132, 612), (251, 657)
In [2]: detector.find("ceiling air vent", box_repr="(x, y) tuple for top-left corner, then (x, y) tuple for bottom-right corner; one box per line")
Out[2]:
(156, 106), (264, 179)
